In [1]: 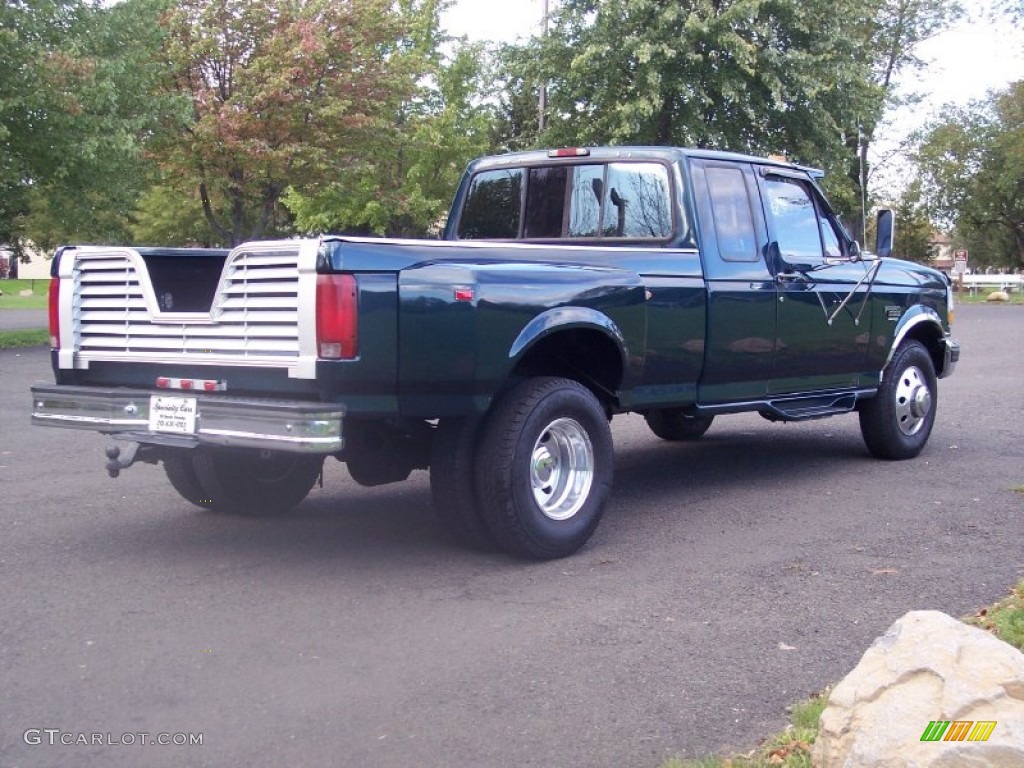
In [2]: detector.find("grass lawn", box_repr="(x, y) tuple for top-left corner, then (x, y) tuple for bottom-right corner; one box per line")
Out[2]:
(663, 581), (1024, 768)
(0, 278), (49, 310)
(0, 328), (49, 348)
(954, 288), (1024, 305)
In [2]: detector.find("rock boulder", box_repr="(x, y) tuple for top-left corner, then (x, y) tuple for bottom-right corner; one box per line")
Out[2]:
(813, 610), (1024, 767)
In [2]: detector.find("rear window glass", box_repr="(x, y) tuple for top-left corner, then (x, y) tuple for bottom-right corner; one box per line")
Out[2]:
(458, 161), (675, 241)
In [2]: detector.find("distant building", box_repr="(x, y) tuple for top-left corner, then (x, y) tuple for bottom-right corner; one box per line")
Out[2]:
(0, 243), (51, 280)
(930, 232), (953, 273)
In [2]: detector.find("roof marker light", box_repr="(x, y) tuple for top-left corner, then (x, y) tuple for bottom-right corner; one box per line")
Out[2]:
(548, 148), (590, 158)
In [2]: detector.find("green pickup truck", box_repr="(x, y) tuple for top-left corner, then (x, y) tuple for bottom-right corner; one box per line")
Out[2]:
(32, 146), (959, 559)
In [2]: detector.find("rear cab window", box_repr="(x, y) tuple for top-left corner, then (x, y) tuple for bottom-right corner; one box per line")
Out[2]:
(456, 161), (679, 243)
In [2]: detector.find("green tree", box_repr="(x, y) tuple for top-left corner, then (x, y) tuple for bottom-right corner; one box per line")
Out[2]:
(916, 82), (1024, 269)
(527, 0), (875, 155)
(843, 0), (961, 241)
(284, 36), (495, 237)
(891, 180), (937, 263)
(0, 0), (169, 256)
(151, 0), (438, 246)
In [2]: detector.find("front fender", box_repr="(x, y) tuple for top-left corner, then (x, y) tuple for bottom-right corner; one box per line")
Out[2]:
(887, 305), (952, 378)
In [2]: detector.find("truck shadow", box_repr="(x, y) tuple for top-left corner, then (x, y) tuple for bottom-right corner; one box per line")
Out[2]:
(74, 421), (873, 569)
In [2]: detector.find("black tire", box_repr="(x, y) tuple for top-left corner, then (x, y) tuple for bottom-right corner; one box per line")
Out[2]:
(859, 340), (938, 460)
(643, 408), (714, 441)
(430, 417), (496, 550)
(163, 451), (214, 509)
(190, 447), (324, 515)
(475, 377), (613, 560)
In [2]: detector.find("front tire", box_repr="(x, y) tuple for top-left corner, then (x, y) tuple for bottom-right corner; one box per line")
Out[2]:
(644, 408), (714, 441)
(475, 377), (613, 560)
(859, 340), (938, 460)
(190, 447), (324, 515)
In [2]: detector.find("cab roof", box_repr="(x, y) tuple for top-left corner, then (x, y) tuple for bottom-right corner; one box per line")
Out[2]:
(467, 146), (825, 179)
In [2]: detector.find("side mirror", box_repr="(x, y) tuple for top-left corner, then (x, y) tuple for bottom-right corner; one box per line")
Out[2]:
(849, 240), (863, 262)
(875, 209), (895, 259)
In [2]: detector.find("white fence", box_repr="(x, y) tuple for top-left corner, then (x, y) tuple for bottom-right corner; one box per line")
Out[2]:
(959, 274), (1022, 294)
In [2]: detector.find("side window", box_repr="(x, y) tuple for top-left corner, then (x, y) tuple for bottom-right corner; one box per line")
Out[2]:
(457, 169), (523, 239)
(601, 163), (672, 239)
(706, 167), (757, 262)
(763, 177), (824, 262)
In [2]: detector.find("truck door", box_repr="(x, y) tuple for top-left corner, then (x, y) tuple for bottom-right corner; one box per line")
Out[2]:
(756, 170), (871, 394)
(690, 159), (776, 403)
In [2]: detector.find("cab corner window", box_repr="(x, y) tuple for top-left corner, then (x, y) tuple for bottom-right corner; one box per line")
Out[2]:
(457, 169), (523, 239)
(706, 167), (758, 262)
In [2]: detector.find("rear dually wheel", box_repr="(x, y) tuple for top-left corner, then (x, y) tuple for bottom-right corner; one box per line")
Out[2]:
(474, 377), (613, 560)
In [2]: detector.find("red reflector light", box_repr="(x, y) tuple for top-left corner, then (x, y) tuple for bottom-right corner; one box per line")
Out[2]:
(179, 379), (193, 390)
(454, 288), (474, 302)
(548, 148), (590, 158)
(156, 377), (170, 388)
(204, 381), (217, 392)
(316, 274), (358, 360)
(48, 277), (60, 349)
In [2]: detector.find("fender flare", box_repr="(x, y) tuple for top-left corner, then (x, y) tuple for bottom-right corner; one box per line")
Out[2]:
(508, 306), (630, 373)
(886, 305), (944, 368)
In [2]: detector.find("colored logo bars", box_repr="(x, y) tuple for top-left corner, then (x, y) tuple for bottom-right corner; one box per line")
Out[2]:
(920, 720), (997, 742)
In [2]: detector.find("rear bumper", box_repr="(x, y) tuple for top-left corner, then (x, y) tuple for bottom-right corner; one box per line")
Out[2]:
(31, 385), (343, 454)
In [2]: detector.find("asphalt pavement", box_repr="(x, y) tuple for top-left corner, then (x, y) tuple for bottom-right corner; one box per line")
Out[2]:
(1, 305), (1022, 768)
(0, 309), (46, 331)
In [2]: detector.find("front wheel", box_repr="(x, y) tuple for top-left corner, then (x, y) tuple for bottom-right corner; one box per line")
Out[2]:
(859, 340), (938, 460)
(644, 408), (714, 441)
(475, 377), (613, 560)
(189, 447), (324, 515)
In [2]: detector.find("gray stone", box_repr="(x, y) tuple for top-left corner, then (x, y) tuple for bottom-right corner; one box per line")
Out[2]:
(813, 610), (1024, 768)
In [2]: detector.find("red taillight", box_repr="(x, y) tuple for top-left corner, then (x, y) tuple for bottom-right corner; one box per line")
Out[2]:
(48, 277), (60, 349)
(316, 274), (358, 360)
(547, 147), (590, 158)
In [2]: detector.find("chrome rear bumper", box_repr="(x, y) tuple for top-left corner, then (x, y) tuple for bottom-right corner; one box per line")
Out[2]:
(31, 385), (343, 453)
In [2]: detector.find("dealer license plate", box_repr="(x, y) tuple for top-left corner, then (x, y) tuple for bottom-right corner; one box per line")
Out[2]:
(149, 395), (198, 434)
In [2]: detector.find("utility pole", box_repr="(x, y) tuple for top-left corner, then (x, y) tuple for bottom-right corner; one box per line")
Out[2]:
(538, 0), (549, 133)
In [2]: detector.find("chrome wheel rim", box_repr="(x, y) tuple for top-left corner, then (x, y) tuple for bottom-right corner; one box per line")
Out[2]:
(530, 418), (594, 521)
(895, 365), (932, 436)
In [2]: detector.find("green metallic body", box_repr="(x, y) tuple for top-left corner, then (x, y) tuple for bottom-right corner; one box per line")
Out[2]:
(307, 147), (954, 423)
(45, 147), (957, 426)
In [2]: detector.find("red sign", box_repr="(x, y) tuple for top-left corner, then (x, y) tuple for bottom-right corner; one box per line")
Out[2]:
(954, 249), (969, 262)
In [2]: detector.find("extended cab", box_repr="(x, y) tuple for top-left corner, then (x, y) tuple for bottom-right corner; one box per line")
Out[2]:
(32, 147), (959, 559)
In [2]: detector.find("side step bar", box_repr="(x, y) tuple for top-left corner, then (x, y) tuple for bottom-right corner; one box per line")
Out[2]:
(759, 392), (858, 422)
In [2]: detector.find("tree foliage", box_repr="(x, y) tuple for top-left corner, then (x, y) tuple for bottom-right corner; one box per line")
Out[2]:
(916, 82), (1024, 269)
(284, 37), (496, 237)
(1, 0), (160, 255)
(151, 0), (441, 246)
